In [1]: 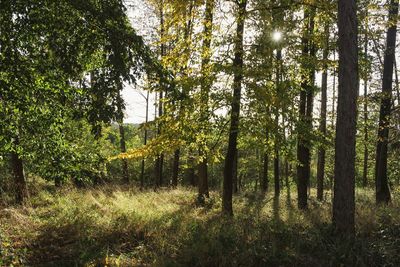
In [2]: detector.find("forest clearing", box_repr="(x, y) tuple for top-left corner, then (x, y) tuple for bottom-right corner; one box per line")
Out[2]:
(1, 0), (400, 266)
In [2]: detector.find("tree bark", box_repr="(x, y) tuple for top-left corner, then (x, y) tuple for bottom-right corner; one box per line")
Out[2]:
(262, 125), (269, 192)
(155, 1), (165, 188)
(116, 90), (129, 184)
(274, 49), (282, 197)
(362, 15), (369, 188)
(11, 137), (28, 204)
(119, 123), (129, 183)
(297, 7), (315, 210)
(332, 0), (359, 236)
(375, 0), (398, 204)
(171, 149), (180, 187)
(198, 0), (214, 200)
(233, 150), (239, 194)
(222, 0), (246, 215)
(317, 22), (329, 201)
(140, 90), (150, 189)
(187, 150), (196, 186)
(332, 52), (337, 127)
(394, 58), (400, 105)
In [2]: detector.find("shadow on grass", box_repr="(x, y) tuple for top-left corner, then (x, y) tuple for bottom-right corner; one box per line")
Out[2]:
(22, 188), (400, 267)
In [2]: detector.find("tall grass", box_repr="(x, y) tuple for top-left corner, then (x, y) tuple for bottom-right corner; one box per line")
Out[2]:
(1, 183), (400, 266)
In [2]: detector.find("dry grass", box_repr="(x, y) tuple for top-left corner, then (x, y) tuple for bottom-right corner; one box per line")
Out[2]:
(1, 183), (400, 266)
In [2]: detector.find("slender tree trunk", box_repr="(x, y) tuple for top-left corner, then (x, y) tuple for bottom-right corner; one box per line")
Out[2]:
(297, 86), (308, 209)
(305, 8), (316, 194)
(329, 52), (337, 192)
(274, 136), (280, 196)
(197, 151), (208, 198)
(394, 58), (400, 105)
(155, 2), (166, 188)
(375, 0), (398, 204)
(119, 123), (129, 183)
(172, 149), (180, 187)
(11, 137), (28, 204)
(140, 91), (150, 189)
(332, 0), (359, 236)
(362, 17), (369, 188)
(116, 90), (129, 184)
(233, 150), (239, 194)
(332, 52), (337, 127)
(187, 150), (196, 186)
(274, 49), (282, 197)
(198, 0), (214, 199)
(297, 7), (315, 210)
(281, 117), (290, 191)
(262, 125), (269, 192)
(317, 22), (329, 201)
(285, 159), (289, 187)
(222, 0), (246, 215)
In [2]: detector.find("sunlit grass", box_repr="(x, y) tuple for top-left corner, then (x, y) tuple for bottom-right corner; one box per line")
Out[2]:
(1, 183), (400, 266)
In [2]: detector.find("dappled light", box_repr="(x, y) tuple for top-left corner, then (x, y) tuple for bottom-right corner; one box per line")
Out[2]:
(1, 0), (399, 266)
(2, 184), (400, 266)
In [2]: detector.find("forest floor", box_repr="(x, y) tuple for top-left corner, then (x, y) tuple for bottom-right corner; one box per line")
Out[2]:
(1, 182), (400, 266)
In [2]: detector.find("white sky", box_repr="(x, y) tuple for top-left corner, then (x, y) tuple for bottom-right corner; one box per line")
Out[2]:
(122, 0), (158, 124)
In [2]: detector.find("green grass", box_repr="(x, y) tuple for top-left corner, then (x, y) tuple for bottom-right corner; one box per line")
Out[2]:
(1, 183), (400, 266)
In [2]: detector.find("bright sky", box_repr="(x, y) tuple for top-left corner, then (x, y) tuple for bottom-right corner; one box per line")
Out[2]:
(121, 1), (157, 124)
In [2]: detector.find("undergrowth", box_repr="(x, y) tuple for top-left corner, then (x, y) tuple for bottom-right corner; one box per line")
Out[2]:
(1, 183), (400, 266)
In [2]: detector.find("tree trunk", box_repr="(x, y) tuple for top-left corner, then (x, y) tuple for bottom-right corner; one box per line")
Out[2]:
(11, 137), (28, 204)
(297, 7), (315, 210)
(172, 149), (180, 187)
(116, 90), (129, 184)
(305, 7), (316, 195)
(274, 145), (280, 196)
(332, 0), (359, 236)
(362, 16), (369, 188)
(140, 90), (150, 189)
(297, 88), (308, 209)
(222, 0), (246, 215)
(187, 149), (196, 186)
(262, 125), (269, 192)
(233, 150), (239, 194)
(274, 49), (282, 197)
(394, 58), (400, 105)
(198, 157), (208, 197)
(317, 22), (329, 201)
(332, 52), (337, 127)
(155, 2), (166, 188)
(284, 159), (289, 188)
(375, 0), (398, 204)
(197, 0), (214, 200)
(155, 153), (164, 187)
(119, 123), (129, 183)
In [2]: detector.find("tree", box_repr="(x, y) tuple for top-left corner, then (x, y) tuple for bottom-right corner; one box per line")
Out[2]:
(272, 0), (284, 198)
(374, 0), (399, 204)
(0, 0), (156, 202)
(140, 90), (150, 189)
(362, 7), (370, 188)
(297, 6), (316, 210)
(317, 22), (330, 201)
(274, 48), (282, 197)
(332, 0), (359, 235)
(222, 0), (247, 215)
(197, 0), (215, 201)
(154, 1), (166, 188)
(117, 92), (129, 184)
